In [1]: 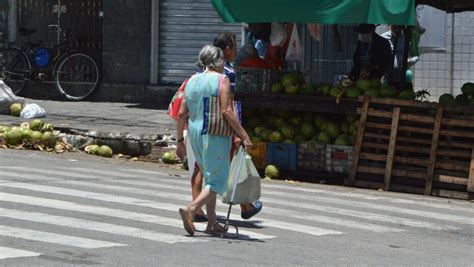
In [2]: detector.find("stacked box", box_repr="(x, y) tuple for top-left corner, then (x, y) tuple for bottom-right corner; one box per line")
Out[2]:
(326, 145), (353, 174)
(298, 143), (326, 171)
(248, 142), (267, 169)
(267, 143), (298, 171)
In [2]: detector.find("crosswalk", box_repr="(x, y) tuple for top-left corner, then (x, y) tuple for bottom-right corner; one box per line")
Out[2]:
(1, 164), (473, 261)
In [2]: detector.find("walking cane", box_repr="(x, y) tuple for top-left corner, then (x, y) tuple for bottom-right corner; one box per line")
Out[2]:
(214, 144), (245, 239)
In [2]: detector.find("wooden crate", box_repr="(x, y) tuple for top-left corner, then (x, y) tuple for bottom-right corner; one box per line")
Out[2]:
(348, 96), (474, 200)
(248, 142), (267, 169)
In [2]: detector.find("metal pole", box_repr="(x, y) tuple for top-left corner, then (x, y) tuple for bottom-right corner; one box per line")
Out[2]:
(57, 0), (61, 46)
(150, 0), (160, 84)
(8, 0), (17, 42)
(449, 13), (455, 95)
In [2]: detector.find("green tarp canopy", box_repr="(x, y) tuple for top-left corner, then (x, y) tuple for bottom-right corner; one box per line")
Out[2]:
(211, 0), (415, 25)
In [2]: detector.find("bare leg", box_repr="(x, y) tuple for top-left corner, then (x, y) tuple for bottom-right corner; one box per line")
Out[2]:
(180, 187), (217, 236)
(185, 188), (216, 218)
(191, 165), (205, 216)
(204, 194), (217, 231)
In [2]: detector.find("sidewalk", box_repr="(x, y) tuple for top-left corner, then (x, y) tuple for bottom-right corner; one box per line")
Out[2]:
(0, 99), (177, 156)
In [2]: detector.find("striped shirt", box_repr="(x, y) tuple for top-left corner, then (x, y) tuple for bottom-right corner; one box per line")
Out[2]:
(224, 62), (236, 94)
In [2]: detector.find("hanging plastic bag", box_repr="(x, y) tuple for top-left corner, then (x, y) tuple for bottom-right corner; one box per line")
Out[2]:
(270, 23), (287, 47)
(167, 77), (191, 120)
(222, 146), (261, 204)
(20, 103), (46, 118)
(285, 23), (303, 63)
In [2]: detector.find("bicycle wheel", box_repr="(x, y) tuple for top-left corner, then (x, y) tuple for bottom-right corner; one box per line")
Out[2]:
(54, 52), (101, 101)
(0, 47), (32, 95)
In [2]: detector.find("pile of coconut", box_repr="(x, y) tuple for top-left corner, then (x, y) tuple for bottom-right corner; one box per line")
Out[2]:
(0, 119), (71, 153)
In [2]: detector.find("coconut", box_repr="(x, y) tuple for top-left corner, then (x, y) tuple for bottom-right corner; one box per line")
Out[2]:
(0, 125), (10, 133)
(90, 144), (100, 155)
(317, 131), (332, 144)
(20, 128), (33, 141)
(438, 94), (455, 105)
(264, 165), (280, 179)
(301, 122), (315, 138)
(398, 90), (416, 100)
(269, 131), (284, 143)
(41, 131), (57, 147)
(346, 87), (361, 98)
(271, 83), (284, 93)
(5, 129), (23, 145)
(10, 103), (23, 117)
(30, 131), (43, 143)
(162, 151), (177, 164)
(29, 119), (44, 131)
(41, 123), (54, 133)
(98, 145), (113, 157)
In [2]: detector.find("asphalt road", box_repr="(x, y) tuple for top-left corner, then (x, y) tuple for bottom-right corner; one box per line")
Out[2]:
(1, 149), (473, 266)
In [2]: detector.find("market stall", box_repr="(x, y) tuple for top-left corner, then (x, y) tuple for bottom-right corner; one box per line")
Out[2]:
(211, 0), (474, 199)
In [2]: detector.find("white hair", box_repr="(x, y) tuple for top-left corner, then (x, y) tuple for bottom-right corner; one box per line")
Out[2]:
(196, 45), (225, 70)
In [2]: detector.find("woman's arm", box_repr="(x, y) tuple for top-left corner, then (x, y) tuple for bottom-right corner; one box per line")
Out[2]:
(176, 94), (189, 159)
(220, 77), (252, 151)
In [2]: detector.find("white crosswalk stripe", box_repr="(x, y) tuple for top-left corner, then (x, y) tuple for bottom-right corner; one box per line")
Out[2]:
(18, 168), (463, 230)
(0, 192), (275, 240)
(0, 208), (204, 244)
(0, 164), (472, 262)
(0, 247), (41, 260)
(0, 225), (125, 249)
(0, 176), (338, 237)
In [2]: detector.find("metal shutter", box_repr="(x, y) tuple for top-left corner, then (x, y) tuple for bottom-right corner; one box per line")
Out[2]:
(158, 0), (241, 84)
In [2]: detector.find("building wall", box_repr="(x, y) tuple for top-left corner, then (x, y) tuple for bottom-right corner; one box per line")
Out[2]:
(412, 11), (474, 101)
(0, 0), (8, 40)
(102, 0), (151, 84)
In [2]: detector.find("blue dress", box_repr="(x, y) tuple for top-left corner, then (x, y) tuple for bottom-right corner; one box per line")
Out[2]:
(185, 72), (231, 195)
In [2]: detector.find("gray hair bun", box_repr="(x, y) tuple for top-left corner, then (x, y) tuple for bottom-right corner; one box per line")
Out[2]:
(197, 45), (225, 69)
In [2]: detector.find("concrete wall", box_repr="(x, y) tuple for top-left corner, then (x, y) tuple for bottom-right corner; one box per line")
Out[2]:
(102, 0), (151, 84)
(412, 12), (474, 101)
(0, 0), (7, 40)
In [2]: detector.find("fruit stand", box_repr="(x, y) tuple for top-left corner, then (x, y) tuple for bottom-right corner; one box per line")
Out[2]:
(212, 0), (474, 199)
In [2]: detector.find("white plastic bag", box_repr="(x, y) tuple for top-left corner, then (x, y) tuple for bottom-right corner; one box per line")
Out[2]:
(0, 80), (25, 114)
(285, 24), (303, 63)
(222, 146), (261, 204)
(20, 103), (46, 118)
(270, 23), (287, 47)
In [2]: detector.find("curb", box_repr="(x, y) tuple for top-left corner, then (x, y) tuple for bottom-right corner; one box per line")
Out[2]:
(57, 127), (175, 157)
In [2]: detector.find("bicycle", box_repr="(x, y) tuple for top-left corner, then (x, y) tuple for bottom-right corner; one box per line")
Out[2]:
(0, 25), (101, 101)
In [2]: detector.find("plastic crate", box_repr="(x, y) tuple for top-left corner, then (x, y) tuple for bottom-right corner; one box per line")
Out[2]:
(267, 143), (298, 171)
(235, 67), (271, 93)
(298, 143), (325, 171)
(325, 145), (354, 174)
(248, 142), (267, 169)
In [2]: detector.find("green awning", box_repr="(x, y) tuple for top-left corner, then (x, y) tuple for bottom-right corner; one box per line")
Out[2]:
(211, 0), (415, 25)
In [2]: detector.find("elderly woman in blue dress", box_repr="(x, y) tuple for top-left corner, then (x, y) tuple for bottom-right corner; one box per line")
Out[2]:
(176, 45), (253, 236)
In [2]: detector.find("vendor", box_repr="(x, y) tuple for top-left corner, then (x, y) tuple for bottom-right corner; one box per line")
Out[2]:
(381, 25), (420, 89)
(349, 24), (392, 81)
(235, 43), (275, 69)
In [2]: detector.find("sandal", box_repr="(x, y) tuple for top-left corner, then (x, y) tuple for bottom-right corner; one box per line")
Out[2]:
(179, 208), (195, 236)
(241, 200), (263, 220)
(204, 222), (227, 236)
